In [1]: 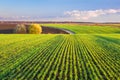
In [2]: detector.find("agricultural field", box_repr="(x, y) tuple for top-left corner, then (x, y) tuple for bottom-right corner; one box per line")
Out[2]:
(0, 24), (120, 80)
(42, 24), (120, 34)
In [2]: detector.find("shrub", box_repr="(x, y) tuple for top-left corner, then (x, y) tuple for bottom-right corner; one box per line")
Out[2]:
(14, 24), (27, 34)
(28, 24), (42, 34)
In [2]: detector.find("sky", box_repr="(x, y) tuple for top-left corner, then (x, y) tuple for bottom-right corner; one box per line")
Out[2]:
(0, 0), (120, 22)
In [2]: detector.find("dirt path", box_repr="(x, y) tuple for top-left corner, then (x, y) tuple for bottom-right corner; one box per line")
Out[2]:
(42, 26), (75, 34)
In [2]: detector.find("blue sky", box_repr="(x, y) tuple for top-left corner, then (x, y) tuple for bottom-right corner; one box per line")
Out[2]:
(0, 0), (120, 22)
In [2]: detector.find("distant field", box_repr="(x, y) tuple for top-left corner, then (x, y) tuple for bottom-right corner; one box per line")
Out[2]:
(42, 24), (120, 34)
(0, 24), (120, 80)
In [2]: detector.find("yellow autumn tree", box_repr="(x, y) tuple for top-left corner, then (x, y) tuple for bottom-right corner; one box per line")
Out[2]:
(29, 24), (42, 34)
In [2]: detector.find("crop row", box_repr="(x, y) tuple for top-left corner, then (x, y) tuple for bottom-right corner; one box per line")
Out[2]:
(0, 34), (120, 80)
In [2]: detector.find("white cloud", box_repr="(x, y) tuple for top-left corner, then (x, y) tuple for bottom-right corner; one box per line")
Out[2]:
(64, 9), (120, 20)
(0, 9), (120, 22)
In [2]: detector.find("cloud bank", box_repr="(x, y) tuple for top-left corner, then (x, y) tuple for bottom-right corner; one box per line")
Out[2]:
(64, 9), (120, 20)
(0, 9), (120, 22)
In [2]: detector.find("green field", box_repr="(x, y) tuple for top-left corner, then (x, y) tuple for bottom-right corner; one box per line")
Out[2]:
(42, 24), (120, 34)
(0, 24), (120, 80)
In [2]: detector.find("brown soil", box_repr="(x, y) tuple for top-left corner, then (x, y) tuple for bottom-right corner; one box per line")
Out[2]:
(0, 23), (69, 34)
(41, 26), (69, 34)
